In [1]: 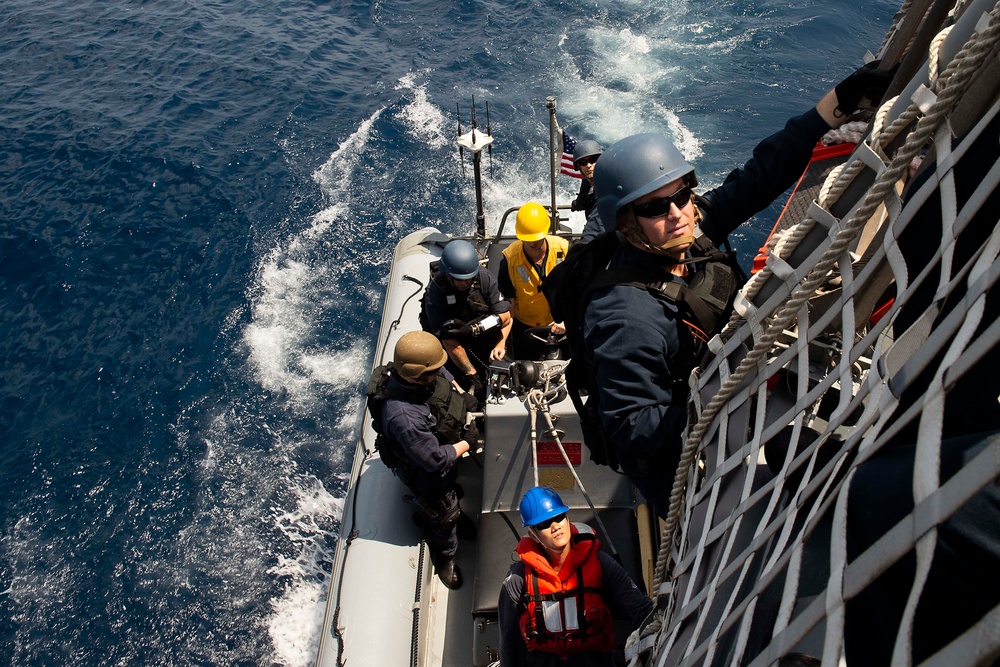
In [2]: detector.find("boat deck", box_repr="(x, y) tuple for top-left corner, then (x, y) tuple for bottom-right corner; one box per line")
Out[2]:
(315, 227), (655, 667)
(418, 387), (649, 666)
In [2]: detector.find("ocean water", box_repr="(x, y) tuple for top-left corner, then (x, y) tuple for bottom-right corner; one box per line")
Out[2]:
(0, 0), (898, 664)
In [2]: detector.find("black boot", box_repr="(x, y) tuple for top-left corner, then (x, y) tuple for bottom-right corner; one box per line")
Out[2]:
(457, 511), (478, 541)
(436, 556), (462, 590)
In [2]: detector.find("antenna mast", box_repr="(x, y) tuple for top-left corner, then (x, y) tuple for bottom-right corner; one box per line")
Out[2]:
(456, 96), (494, 238)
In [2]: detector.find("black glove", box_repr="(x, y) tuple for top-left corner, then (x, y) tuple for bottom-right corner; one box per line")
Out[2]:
(834, 60), (894, 116)
(440, 318), (472, 339)
(466, 372), (485, 397)
(461, 391), (480, 412)
(462, 420), (480, 446)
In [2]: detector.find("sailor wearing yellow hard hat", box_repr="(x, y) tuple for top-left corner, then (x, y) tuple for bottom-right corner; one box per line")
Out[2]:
(497, 202), (569, 361)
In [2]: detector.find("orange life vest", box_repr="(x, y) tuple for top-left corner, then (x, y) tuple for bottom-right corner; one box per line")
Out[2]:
(502, 236), (569, 327)
(516, 524), (615, 656)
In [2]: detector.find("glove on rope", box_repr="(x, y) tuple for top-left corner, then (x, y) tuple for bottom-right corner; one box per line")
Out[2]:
(834, 60), (894, 117)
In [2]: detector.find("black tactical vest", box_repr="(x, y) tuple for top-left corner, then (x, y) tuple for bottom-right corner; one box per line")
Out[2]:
(365, 363), (467, 471)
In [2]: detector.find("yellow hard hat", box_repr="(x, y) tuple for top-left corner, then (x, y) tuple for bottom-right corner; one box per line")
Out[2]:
(515, 202), (551, 242)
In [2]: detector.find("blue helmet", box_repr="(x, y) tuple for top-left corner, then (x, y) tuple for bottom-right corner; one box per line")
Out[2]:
(519, 486), (570, 527)
(593, 133), (696, 232)
(439, 240), (480, 280)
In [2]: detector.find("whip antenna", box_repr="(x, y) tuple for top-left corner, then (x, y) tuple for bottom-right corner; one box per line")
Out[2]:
(485, 100), (494, 178)
(470, 95), (478, 146)
(456, 103), (466, 179)
(456, 97), (494, 238)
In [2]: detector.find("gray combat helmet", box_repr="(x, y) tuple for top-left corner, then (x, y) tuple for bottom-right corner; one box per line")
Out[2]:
(572, 139), (603, 167)
(439, 239), (480, 280)
(593, 133), (697, 232)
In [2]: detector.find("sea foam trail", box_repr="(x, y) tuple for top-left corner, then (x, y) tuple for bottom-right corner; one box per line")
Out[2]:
(552, 24), (703, 164)
(256, 78), (484, 661)
(253, 108), (389, 665)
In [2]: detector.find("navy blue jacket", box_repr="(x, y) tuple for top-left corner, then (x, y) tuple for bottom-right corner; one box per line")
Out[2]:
(579, 206), (604, 244)
(380, 372), (461, 481)
(583, 108), (832, 511)
(422, 266), (510, 337)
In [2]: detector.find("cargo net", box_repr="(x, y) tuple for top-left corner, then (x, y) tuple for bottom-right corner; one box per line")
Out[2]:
(632, 2), (1000, 666)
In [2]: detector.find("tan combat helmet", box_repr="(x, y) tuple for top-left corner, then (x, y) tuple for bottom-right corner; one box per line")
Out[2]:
(393, 331), (448, 382)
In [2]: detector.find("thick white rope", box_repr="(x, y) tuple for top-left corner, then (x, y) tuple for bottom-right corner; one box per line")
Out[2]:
(645, 6), (1000, 665)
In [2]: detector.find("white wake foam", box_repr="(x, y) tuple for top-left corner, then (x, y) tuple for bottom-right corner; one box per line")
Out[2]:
(243, 107), (394, 665)
(551, 24), (704, 161)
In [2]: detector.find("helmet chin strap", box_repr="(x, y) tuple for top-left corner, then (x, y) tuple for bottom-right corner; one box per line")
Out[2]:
(624, 210), (695, 258)
(659, 235), (696, 251)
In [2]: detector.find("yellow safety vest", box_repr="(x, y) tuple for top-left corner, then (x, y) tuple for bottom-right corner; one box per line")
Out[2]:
(502, 236), (569, 327)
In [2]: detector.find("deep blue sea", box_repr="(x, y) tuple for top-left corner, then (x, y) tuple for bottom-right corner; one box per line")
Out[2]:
(1, 0), (897, 664)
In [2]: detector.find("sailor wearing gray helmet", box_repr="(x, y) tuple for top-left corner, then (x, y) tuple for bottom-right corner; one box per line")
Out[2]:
(582, 64), (893, 517)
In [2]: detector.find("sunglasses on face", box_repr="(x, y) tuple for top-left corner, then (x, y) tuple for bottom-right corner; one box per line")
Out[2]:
(575, 155), (599, 167)
(532, 513), (567, 531)
(631, 186), (693, 218)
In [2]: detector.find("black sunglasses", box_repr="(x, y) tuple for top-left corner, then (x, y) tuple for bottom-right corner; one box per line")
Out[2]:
(531, 513), (567, 530)
(575, 155), (599, 167)
(631, 186), (693, 218)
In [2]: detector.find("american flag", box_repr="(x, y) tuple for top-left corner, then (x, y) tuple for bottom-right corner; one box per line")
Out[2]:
(561, 132), (582, 179)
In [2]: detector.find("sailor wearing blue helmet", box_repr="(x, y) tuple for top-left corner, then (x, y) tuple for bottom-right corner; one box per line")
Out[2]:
(497, 487), (652, 665)
(569, 139), (605, 243)
(420, 239), (512, 401)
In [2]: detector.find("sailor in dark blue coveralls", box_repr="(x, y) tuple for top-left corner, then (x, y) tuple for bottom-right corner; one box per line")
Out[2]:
(585, 66), (893, 518)
(421, 239), (512, 400)
(378, 331), (480, 589)
(568, 139), (605, 244)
